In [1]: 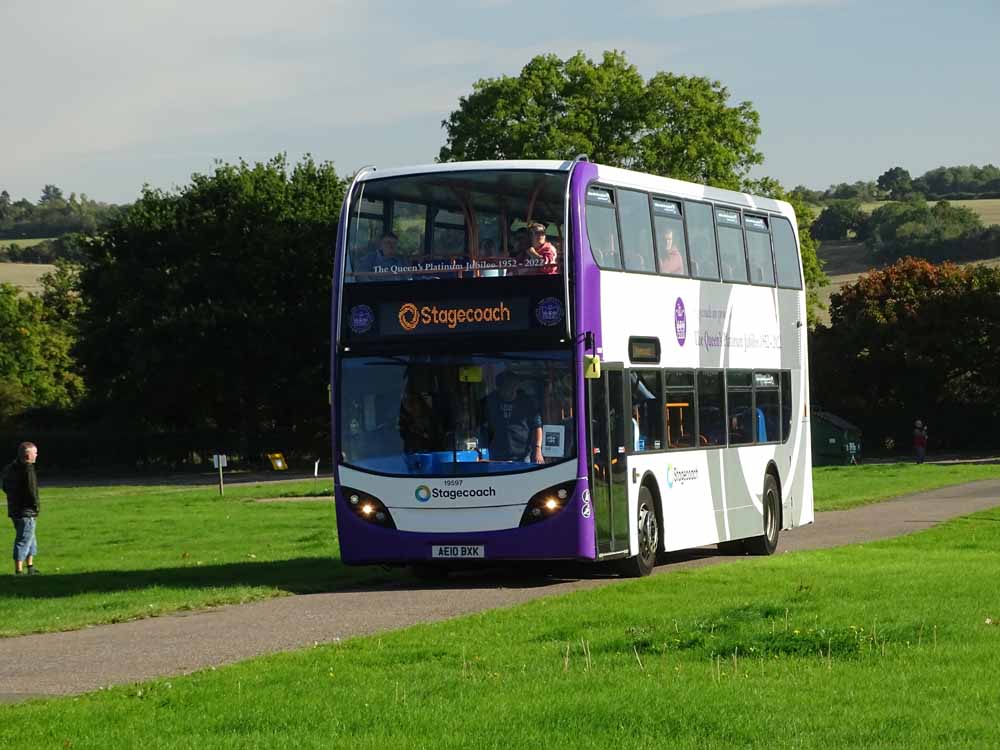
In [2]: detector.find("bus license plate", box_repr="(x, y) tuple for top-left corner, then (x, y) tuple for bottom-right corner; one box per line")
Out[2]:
(432, 545), (485, 559)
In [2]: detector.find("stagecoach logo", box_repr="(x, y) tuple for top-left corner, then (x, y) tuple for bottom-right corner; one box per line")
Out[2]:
(674, 298), (687, 347)
(665, 464), (699, 489)
(349, 304), (375, 334)
(413, 484), (498, 502)
(399, 303), (421, 332)
(535, 297), (564, 327)
(397, 301), (513, 332)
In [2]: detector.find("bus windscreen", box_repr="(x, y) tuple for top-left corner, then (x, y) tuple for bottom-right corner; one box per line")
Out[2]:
(344, 170), (568, 284)
(339, 350), (575, 476)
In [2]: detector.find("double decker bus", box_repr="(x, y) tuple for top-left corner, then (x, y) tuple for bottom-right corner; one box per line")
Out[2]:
(332, 158), (813, 576)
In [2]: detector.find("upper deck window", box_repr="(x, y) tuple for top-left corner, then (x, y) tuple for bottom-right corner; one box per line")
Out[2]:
(771, 216), (803, 289)
(684, 201), (720, 280)
(716, 208), (748, 283)
(585, 187), (622, 270)
(618, 189), (656, 273)
(344, 170), (568, 284)
(652, 198), (688, 277)
(745, 215), (776, 286)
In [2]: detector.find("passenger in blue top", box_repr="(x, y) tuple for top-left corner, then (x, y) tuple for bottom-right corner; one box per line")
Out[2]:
(481, 372), (544, 464)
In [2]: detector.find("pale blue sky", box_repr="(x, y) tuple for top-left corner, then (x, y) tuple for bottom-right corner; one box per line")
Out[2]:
(1, 0), (997, 203)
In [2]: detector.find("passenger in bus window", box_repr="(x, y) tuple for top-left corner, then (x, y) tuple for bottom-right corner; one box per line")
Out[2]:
(507, 227), (532, 274)
(659, 229), (685, 275)
(359, 231), (399, 276)
(527, 222), (558, 274)
(480, 371), (544, 464)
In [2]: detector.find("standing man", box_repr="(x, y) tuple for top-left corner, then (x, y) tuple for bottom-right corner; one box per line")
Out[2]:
(3, 442), (40, 575)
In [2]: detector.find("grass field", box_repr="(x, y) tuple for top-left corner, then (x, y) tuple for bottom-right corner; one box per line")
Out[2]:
(3, 498), (999, 747)
(0, 262), (56, 294)
(1, 464), (999, 640)
(860, 198), (1000, 227)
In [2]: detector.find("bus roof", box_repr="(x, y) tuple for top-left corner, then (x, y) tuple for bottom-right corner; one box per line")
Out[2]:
(355, 160), (794, 219)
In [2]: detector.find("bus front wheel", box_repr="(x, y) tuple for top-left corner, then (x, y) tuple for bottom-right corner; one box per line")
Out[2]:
(619, 486), (659, 577)
(746, 473), (781, 556)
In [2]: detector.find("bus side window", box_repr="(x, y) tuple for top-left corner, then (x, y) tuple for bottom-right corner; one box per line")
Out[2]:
(585, 187), (622, 270)
(630, 370), (663, 451)
(697, 371), (725, 446)
(745, 215), (776, 286)
(618, 189), (656, 273)
(716, 209), (748, 284)
(665, 370), (695, 448)
(684, 201), (720, 280)
(772, 217), (803, 289)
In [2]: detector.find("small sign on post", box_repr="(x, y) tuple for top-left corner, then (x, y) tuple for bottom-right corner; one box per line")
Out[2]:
(213, 454), (228, 496)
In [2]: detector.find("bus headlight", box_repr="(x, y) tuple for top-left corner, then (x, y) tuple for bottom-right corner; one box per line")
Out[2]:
(341, 487), (396, 529)
(519, 482), (576, 526)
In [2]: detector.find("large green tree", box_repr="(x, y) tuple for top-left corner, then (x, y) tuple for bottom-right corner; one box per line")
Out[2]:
(77, 155), (345, 449)
(439, 50), (763, 190)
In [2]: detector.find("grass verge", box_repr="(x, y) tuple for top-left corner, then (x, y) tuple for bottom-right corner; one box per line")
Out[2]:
(3, 505), (999, 747)
(1, 463), (997, 638)
(813, 461), (1000, 511)
(0, 480), (392, 638)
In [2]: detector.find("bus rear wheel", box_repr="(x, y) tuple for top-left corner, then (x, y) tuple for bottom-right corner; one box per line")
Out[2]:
(746, 473), (780, 556)
(619, 486), (659, 577)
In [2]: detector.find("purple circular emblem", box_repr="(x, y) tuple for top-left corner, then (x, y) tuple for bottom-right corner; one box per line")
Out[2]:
(349, 304), (375, 334)
(674, 298), (686, 346)
(535, 297), (564, 327)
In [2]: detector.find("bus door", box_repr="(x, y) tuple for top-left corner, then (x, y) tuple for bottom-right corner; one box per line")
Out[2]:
(588, 365), (629, 555)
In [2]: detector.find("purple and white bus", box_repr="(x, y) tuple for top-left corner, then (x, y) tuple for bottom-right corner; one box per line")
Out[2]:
(332, 158), (813, 577)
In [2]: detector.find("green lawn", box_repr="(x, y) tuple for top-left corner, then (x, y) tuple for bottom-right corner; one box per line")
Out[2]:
(0, 480), (392, 638)
(813, 461), (1000, 511)
(1, 463), (997, 639)
(3, 501), (999, 748)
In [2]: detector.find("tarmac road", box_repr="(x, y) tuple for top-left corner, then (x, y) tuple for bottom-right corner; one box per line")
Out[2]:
(2, 479), (998, 703)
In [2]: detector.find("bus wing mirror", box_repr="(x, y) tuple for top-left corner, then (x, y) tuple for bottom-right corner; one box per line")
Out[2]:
(584, 355), (601, 379)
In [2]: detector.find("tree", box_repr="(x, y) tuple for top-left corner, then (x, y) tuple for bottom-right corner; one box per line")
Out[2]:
(811, 200), (870, 241)
(39, 184), (65, 205)
(77, 155), (345, 451)
(440, 51), (763, 190)
(876, 167), (914, 200)
(867, 198), (983, 261)
(0, 282), (83, 423)
(811, 258), (1000, 452)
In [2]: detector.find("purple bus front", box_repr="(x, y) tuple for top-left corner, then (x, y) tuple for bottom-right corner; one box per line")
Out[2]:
(332, 161), (601, 566)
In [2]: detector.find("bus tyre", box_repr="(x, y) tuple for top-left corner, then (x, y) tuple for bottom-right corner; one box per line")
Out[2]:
(619, 486), (659, 578)
(746, 473), (780, 556)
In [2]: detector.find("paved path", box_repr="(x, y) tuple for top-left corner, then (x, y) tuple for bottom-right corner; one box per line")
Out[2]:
(2, 480), (998, 703)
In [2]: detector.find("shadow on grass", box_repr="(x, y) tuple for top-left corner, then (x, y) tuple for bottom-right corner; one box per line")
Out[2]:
(0, 557), (636, 601)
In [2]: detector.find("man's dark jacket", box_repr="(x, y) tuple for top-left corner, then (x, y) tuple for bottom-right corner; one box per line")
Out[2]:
(3, 460), (39, 518)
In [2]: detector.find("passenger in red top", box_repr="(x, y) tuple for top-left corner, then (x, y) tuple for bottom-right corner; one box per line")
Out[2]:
(527, 222), (558, 275)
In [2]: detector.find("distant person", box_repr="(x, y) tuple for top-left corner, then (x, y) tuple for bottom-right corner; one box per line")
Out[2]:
(527, 222), (558, 274)
(510, 227), (532, 266)
(3, 442), (40, 575)
(913, 420), (928, 464)
(659, 229), (685, 275)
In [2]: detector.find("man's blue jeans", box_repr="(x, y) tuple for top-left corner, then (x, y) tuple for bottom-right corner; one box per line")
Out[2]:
(12, 517), (37, 562)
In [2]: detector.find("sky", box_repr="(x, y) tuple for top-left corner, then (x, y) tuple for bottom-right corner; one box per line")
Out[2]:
(1, 0), (997, 204)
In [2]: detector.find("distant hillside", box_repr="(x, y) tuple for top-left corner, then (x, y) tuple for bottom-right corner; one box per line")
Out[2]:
(860, 199), (1000, 227)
